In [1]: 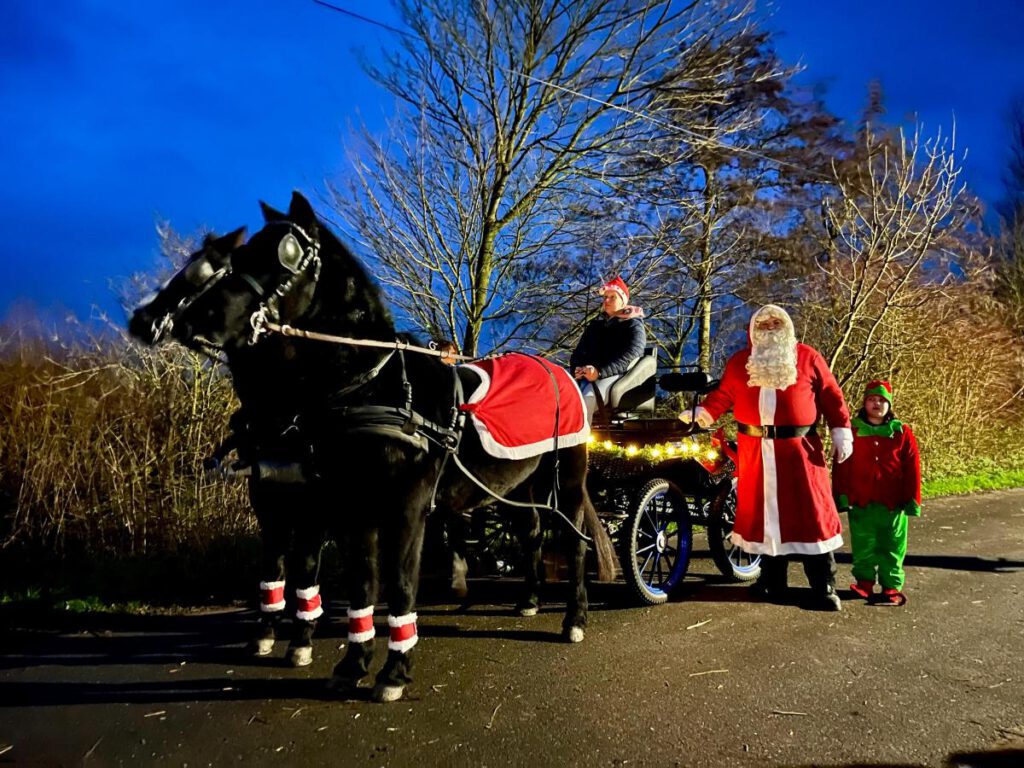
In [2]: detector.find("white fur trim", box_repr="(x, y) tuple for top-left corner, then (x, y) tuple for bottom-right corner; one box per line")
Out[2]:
(758, 388), (776, 426)
(388, 636), (419, 653)
(294, 584), (322, 621)
(387, 613), (419, 653)
(761, 437), (782, 556)
(259, 580), (286, 613)
(347, 605), (374, 619)
(462, 363), (590, 460)
(730, 531), (844, 556)
(346, 605), (375, 642)
(758, 388), (781, 555)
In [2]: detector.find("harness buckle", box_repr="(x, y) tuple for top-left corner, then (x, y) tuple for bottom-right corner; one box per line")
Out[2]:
(249, 305), (268, 345)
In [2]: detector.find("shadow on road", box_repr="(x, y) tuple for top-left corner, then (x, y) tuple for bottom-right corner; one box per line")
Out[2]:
(833, 551), (1024, 573)
(780, 748), (1024, 768)
(0, 676), (367, 708)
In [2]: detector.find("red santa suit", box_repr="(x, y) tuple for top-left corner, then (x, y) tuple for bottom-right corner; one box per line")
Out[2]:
(700, 343), (851, 556)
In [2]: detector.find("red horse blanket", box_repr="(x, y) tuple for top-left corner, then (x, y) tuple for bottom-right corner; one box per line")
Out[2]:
(460, 353), (589, 460)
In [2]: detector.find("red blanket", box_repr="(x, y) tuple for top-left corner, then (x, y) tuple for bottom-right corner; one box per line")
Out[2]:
(460, 353), (589, 460)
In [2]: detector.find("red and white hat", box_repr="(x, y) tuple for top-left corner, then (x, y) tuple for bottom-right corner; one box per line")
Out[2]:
(599, 276), (629, 304)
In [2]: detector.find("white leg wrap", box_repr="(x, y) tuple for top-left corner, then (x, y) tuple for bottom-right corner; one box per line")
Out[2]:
(260, 580), (286, 612)
(387, 612), (419, 653)
(347, 605), (375, 643)
(294, 584), (323, 621)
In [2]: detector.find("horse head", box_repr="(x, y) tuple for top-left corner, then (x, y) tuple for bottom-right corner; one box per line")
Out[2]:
(129, 227), (247, 346)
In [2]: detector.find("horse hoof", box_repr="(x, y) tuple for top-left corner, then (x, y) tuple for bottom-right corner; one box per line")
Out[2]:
(288, 646), (313, 667)
(372, 684), (405, 703)
(517, 605), (539, 617)
(253, 637), (275, 657)
(566, 626), (585, 643)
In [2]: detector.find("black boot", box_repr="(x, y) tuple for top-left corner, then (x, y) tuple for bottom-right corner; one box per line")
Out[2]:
(750, 555), (789, 603)
(802, 552), (841, 611)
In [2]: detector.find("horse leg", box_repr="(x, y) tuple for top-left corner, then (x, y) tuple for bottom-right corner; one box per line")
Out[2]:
(560, 479), (589, 644)
(328, 523), (379, 692)
(373, 510), (427, 703)
(285, 505), (328, 668)
(249, 481), (288, 657)
(515, 503), (543, 617)
(447, 513), (470, 602)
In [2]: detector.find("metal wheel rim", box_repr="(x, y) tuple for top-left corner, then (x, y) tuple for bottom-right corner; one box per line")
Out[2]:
(633, 490), (690, 595)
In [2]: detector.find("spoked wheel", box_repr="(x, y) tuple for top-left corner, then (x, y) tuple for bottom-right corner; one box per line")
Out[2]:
(474, 508), (519, 576)
(707, 479), (761, 582)
(621, 479), (694, 605)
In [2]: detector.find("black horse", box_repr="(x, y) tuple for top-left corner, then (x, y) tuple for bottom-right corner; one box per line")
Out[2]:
(129, 192), (614, 702)
(130, 228), (331, 668)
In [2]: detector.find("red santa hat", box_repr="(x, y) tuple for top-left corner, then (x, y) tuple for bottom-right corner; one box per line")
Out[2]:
(864, 379), (893, 404)
(599, 276), (629, 304)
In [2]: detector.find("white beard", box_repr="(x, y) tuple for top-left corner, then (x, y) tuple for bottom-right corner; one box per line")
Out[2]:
(746, 329), (798, 390)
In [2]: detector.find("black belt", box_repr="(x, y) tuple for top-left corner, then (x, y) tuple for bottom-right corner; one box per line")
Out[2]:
(737, 423), (816, 439)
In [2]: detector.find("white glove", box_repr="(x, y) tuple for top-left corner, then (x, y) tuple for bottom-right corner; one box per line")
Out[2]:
(679, 405), (715, 429)
(831, 427), (853, 464)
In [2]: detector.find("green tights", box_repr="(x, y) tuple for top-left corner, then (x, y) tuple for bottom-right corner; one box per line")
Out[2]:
(849, 503), (908, 590)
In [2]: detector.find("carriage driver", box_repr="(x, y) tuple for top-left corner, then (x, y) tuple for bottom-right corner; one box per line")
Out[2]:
(570, 276), (646, 422)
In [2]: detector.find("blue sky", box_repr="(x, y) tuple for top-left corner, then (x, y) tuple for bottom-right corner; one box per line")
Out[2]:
(2, 0), (1022, 327)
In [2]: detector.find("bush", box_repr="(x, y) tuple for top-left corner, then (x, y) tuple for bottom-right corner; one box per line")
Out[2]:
(0, 328), (253, 567)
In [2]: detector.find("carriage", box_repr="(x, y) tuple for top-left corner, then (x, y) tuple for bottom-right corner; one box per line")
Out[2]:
(451, 353), (762, 606)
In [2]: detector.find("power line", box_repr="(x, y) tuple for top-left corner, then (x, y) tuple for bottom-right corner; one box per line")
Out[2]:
(312, 0), (835, 183)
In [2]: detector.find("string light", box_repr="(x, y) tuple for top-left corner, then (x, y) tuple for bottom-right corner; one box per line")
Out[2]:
(589, 437), (728, 472)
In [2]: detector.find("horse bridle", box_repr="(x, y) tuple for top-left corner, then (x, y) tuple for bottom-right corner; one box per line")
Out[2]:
(241, 222), (323, 345)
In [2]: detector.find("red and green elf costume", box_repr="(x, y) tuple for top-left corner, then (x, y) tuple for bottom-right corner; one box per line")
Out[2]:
(832, 380), (921, 601)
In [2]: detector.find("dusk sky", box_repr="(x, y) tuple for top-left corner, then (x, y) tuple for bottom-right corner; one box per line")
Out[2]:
(2, 0), (1023, 328)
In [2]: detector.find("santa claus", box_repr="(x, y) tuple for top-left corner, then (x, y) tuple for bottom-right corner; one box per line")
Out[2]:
(681, 304), (853, 610)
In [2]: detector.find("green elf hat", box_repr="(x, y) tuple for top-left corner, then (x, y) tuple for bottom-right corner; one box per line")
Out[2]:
(864, 379), (893, 404)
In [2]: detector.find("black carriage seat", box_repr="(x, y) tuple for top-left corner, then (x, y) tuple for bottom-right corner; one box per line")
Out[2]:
(605, 347), (657, 413)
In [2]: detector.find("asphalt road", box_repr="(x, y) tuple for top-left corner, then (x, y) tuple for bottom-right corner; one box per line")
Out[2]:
(2, 489), (1023, 767)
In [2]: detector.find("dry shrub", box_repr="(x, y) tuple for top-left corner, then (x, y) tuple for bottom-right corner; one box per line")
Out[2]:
(831, 284), (1024, 480)
(0, 329), (252, 559)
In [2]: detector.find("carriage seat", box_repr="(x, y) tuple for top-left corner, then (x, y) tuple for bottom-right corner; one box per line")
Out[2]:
(605, 347), (657, 413)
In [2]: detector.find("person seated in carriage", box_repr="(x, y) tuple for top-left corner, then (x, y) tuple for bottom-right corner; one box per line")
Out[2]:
(570, 276), (646, 422)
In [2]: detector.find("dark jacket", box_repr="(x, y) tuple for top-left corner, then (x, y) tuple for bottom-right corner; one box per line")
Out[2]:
(569, 313), (646, 378)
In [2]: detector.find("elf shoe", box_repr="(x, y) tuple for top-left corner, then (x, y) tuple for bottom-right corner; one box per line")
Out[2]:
(873, 588), (907, 607)
(849, 580), (875, 600)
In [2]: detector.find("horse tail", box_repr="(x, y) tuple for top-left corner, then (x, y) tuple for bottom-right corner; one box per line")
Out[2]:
(583, 494), (616, 582)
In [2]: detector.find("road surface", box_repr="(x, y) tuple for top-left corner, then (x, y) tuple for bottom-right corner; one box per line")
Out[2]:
(1, 489), (1023, 767)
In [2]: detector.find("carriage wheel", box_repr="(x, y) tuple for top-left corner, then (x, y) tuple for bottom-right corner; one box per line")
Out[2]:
(475, 508), (519, 576)
(707, 478), (761, 582)
(621, 479), (693, 606)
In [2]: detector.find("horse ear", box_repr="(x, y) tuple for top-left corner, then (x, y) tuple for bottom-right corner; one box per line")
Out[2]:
(287, 191), (318, 230)
(260, 200), (286, 223)
(211, 227), (246, 253)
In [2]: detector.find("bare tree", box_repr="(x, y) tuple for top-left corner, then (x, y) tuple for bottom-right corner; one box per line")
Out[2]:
(813, 122), (975, 386)
(329, 0), (762, 355)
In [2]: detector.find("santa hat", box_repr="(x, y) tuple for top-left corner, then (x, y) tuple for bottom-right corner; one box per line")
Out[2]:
(864, 379), (893, 403)
(599, 276), (629, 304)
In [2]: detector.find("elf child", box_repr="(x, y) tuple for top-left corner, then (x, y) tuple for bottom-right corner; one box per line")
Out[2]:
(833, 380), (922, 606)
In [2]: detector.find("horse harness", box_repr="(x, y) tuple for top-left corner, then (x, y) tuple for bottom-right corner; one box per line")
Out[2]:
(215, 224), (591, 541)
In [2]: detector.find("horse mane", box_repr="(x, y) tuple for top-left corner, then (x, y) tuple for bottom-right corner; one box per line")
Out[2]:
(306, 217), (395, 338)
